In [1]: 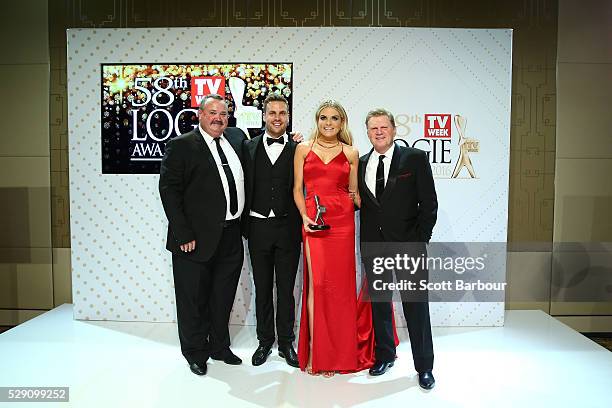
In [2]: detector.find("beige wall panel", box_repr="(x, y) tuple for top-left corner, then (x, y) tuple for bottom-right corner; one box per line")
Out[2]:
(0, 187), (29, 247)
(0, 247), (51, 264)
(506, 302), (550, 312)
(0, 261), (53, 309)
(0, 0), (49, 65)
(553, 159), (612, 242)
(505, 251), (551, 313)
(0, 64), (50, 157)
(550, 248), (612, 315)
(29, 186), (52, 248)
(53, 248), (72, 306)
(558, 0), (612, 63)
(556, 63), (612, 159)
(551, 302), (612, 316)
(0, 309), (46, 326)
(554, 195), (612, 242)
(555, 315), (612, 333)
(0, 157), (50, 187)
(0, 186), (51, 248)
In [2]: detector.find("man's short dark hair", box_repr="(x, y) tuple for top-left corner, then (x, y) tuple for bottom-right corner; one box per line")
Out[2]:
(263, 93), (289, 113)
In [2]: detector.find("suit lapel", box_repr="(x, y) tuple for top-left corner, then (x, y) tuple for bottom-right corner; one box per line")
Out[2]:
(286, 138), (297, 192)
(194, 128), (218, 169)
(247, 134), (262, 171)
(380, 144), (400, 204)
(276, 136), (292, 166)
(360, 149), (380, 207)
(246, 135), (264, 201)
(224, 130), (243, 161)
(192, 129), (226, 209)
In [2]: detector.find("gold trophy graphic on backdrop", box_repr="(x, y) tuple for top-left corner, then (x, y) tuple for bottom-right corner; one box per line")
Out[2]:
(451, 114), (479, 178)
(308, 195), (331, 230)
(228, 76), (262, 138)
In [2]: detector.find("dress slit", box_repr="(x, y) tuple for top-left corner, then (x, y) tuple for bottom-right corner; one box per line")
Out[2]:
(303, 236), (315, 371)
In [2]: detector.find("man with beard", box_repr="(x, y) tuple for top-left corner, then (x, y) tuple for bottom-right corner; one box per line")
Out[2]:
(242, 94), (301, 368)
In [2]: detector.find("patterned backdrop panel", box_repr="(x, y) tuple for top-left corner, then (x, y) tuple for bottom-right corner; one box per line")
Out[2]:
(68, 27), (511, 326)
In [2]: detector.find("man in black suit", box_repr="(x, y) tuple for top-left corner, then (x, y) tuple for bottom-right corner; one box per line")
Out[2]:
(159, 94), (247, 376)
(358, 108), (438, 389)
(242, 94), (301, 368)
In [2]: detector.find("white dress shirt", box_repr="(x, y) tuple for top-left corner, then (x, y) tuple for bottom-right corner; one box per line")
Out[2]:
(365, 142), (395, 197)
(199, 125), (245, 220)
(250, 132), (289, 219)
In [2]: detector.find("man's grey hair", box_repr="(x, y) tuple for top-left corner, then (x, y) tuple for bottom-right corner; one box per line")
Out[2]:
(199, 94), (227, 110)
(365, 108), (396, 128)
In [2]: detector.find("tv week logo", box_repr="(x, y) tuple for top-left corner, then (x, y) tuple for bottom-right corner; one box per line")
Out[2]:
(190, 76), (225, 107)
(424, 114), (451, 138)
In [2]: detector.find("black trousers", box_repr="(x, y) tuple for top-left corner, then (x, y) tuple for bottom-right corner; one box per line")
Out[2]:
(364, 240), (434, 373)
(247, 216), (300, 347)
(172, 223), (243, 364)
(369, 300), (434, 372)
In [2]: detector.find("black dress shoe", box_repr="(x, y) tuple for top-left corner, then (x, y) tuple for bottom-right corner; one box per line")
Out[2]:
(418, 371), (435, 390)
(212, 350), (243, 365)
(252, 344), (272, 366)
(278, 344), (299, 368)
(369, 360), (394, 376)
(189, 361), (207, 376)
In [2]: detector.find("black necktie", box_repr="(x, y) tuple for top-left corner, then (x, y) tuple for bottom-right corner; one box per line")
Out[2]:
(214, 137), (238, 216)
(266, 137), (284, 146)
(375, 155), (385, 201)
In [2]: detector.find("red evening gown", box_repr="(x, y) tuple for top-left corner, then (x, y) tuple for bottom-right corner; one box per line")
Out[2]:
(297, 147), (376, 373)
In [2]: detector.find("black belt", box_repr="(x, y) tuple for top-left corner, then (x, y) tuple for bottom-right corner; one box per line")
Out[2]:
(222, 218), (240, 228)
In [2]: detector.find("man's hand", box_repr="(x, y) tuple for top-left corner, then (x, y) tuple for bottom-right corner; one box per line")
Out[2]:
(180, 240), (196, 252)
(290, 131), (304, 143)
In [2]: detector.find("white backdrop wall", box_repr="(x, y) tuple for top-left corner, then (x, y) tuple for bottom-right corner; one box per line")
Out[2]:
(67, 27), (512, 326)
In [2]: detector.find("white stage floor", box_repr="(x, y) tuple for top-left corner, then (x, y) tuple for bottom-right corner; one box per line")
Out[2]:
(1, 304), (611, 407)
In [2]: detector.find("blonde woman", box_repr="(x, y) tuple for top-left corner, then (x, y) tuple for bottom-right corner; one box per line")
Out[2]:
(293, 100), (375, 376)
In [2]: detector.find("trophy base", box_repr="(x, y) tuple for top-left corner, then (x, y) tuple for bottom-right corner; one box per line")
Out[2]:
(308, 224), (331, 231)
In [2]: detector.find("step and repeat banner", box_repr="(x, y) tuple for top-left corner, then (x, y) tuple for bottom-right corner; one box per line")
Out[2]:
(68, 27), (512, 326)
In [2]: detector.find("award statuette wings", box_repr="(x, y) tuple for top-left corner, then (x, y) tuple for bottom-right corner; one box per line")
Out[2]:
(308, 195), (331, 230)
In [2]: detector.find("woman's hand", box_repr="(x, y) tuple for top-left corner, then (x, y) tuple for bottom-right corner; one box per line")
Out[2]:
(349, 190), (361, 208)
(302, 214), (319, 233)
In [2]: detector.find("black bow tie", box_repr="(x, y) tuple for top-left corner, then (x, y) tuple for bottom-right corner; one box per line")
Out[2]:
(266, 137), (284, 146)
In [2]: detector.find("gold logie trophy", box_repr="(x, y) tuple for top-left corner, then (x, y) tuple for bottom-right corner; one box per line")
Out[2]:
(451, 115), (479, 178)
(308, 195), (331, 230)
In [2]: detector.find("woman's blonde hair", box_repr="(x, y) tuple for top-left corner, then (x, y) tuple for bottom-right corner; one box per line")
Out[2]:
(312, 100), (353, 146)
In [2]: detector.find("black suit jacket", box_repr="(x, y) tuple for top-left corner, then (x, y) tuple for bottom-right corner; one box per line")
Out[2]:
(241, 133), (301, 243)
(358, 143), (438, 243)
(159, 127), (247, 262)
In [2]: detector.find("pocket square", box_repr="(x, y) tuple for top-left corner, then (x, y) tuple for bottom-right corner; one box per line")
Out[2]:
(398, 171), (413, 179)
